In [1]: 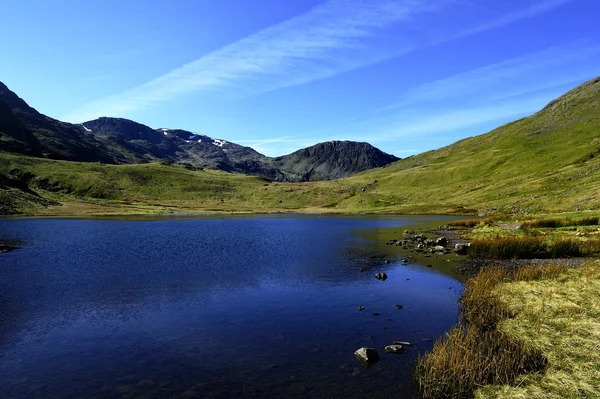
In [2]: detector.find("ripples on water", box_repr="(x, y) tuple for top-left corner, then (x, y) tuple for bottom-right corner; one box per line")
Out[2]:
(0, 215), (462, 398)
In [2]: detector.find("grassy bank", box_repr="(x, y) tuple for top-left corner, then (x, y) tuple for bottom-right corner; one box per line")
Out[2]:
(416, 258), (600, 398)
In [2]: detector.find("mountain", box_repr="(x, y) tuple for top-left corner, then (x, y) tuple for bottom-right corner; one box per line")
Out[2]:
(1, 76), (599, 215)
(271, 141), (399, 181)
(0, 82), (399, 181)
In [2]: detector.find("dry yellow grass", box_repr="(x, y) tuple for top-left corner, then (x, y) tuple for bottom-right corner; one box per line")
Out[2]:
(476, 261), (600, 398)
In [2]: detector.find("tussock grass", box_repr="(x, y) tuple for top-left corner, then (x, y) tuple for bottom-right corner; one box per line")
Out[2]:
(571, 216), (599, 226)
(522, 216), (599, 230)
(547, 238), (582, 258)
(416, 265), (565, 399)
(449, 216), (504, 228)
(448, 219), (482, 228)
(469, 236), (600, 259)
(469, 237), (547, 259)
(522, 218), (564, 229)
(415, 325), (546, 399)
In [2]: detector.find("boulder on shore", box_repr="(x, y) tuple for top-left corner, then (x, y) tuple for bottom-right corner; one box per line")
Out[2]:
(454, 243), (470, 255)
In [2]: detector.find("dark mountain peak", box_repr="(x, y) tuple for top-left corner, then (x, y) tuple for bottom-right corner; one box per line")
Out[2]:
(0, 81), (39, 115)
(274, 140), (399, 181)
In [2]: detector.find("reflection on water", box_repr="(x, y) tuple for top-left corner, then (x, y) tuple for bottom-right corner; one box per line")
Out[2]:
(0, 215), (462, 398)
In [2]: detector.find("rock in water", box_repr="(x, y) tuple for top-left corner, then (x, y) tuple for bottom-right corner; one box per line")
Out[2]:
(354, 347), (379, 367)
(384, 345), (404, 354)
(375, 272), (388, 281)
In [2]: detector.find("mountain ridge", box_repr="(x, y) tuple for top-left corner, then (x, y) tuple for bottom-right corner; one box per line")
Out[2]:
(0, 82), (399, 182)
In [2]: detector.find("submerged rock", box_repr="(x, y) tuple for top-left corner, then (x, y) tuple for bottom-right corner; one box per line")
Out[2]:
(393, 304), (403, 310)
(384, 345), (404, 354)
(354, 347), (379, 367)
(393, 341), (412, 346)
(358, 306), (365, 311)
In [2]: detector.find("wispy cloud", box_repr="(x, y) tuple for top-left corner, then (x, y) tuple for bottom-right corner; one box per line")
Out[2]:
(62, 0), (574, 122)
(380, 43), (600, 112)
(314, 42), (600, 155)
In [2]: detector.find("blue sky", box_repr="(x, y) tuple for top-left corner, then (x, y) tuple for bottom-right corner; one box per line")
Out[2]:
(1, 0), (599, 157)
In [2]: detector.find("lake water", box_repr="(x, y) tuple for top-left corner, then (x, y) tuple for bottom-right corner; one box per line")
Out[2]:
(0, 215), (463, 398)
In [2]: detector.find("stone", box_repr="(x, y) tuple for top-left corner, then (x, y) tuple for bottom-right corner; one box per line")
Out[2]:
(393, 341), (412, 346)
(436, 237), (448, 246)
(394, 304), (403, 310)
(454, 243), (469, 255)
(354, 347), (379, 367)
(375, 272), (388, 281)
(384, 345), (404, 354)
(358, 306), (365, 311)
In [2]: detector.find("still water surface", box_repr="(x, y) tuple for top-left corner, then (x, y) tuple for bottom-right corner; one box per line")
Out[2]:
(0, 215), (462, 398)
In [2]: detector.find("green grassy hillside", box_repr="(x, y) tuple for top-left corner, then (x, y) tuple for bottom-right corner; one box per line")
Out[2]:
(1, 77), (599, 216)
(335, 76), (600, 214)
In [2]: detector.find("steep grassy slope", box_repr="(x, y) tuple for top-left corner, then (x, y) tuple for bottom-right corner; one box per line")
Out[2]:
(335, 77), (600, 214)
(1, 77), (599, 216)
